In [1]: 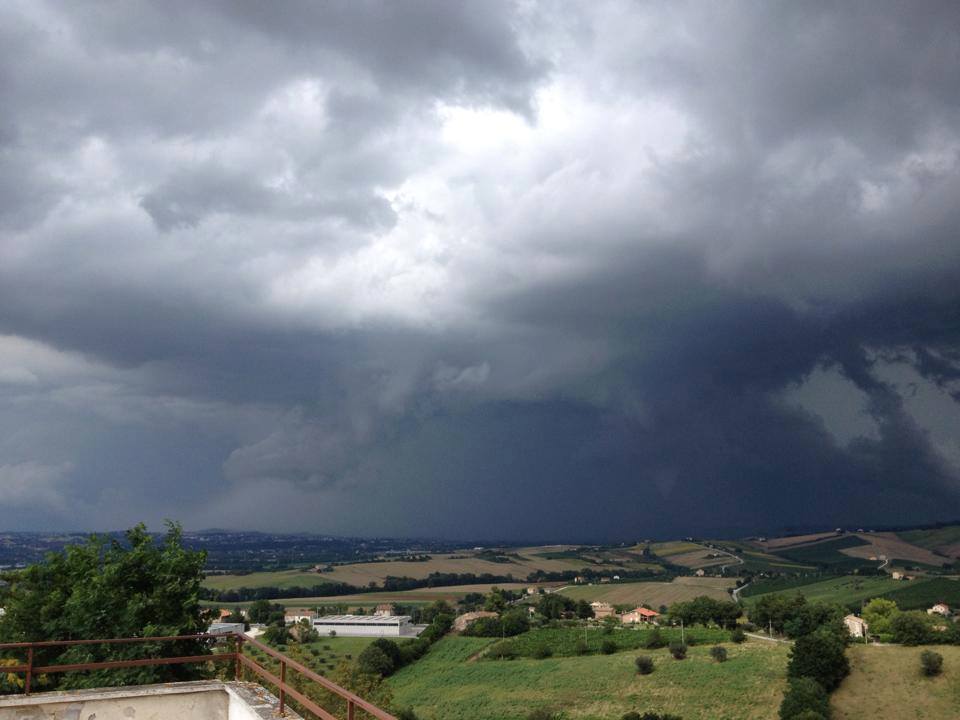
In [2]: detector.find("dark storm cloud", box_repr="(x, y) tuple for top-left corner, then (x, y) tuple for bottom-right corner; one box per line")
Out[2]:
(1, 1), (959, 538)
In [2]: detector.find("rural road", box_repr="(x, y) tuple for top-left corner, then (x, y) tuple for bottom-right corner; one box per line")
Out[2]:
(731, 581), (751, 602)
(745, 632), (791, 644)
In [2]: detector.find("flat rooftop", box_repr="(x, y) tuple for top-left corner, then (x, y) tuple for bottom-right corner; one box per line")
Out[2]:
(0, 680), (301, 720)
(314, 614), (412, 624)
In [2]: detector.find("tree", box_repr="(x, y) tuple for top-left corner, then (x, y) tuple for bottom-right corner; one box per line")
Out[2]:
(484, 587), (507, 613)
(787, 628), (849, 692)
(669, 642), (687, 660)
(921, 650), (943, 677)
(225, 610), (249, 629)
(0, 523), (211, 692)
(778, 677), (829, 720)
(357, 645), (394, 677)
(600, 639), (617, 655)
(891, 611), (935, 646)
(750, 594), (808, 635)
(783, 602), (845, 640)
(263, 624), (290, 645)
(730, 627), (747, 643)
(861, 598), (899, 638)
(576, 599), (595, 619)
(537, 593), (574, 620)
(247, 599), (275, 624)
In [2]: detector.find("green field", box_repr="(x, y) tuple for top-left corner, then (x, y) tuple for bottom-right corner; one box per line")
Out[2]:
(744, 576), (900, 608)
(832, 644), (960, 720)
(557, 577), (734, 607)
(388, 635), (790, 720)
(772, 536), (873, 569)
(882, 577), (960, 611)
(898, 525), (960, 551)
(245, 635), (376, 677)
(500, 625), (730, 658)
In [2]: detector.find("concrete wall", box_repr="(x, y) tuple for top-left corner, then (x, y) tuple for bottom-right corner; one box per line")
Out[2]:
(0, 681), (293, 720)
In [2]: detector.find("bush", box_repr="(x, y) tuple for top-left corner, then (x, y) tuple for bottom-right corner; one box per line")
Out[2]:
(710, 646), (728, 662)
(779, 677), (829, 720)
(730, 627), (747, 643)
(643, 628), (666, 649)
(526, 709), (559, 720)
(635, 655), (654, 675)
(395, 709), (420, 720)
(601, 639), (617, 655)
(669, 642), (687, 660)
(622, 714), (683, 720)
(921, 650), (944, 677)
(574, 639), (589, 656)
(532, 644), (553, 659)
(891, 612), (935, 646)
(486, 641), (517, 660)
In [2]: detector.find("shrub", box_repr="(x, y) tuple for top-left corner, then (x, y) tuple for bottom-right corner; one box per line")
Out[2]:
(643, 628), (666, 649)
(892, 612), (935, 646)
(779, 676), (829, 720)
(574, 639), (589, 656)
(669, 642), (687, 660)
(532, 644), (553, 659)
(486, 641), (517, 660)
(921, 650), (944, 677)
(730, 627), (747, 643)
(601, 639), (617, 655)
(395, 709), (420, 720)
(526, 709), (559, 720)
(710, 646), (728, 662)
(635, 655), (654, 675)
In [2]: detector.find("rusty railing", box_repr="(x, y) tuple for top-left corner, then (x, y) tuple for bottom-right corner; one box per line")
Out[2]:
(0, 632), (397, 720)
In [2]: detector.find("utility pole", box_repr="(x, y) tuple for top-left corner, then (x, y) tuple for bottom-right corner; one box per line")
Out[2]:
(680, 618), (685, 645)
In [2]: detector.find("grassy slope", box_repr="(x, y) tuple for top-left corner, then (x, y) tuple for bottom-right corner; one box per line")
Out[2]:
(832, 645), (960, 720)
(505, 625), (729, 658)
(558, 578), (733, 606)
(882, 577), (960, 610)
(388, 636), (789, 720)
(898, 525), (960, 551)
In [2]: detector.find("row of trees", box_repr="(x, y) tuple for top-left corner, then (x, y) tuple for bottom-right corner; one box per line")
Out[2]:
(667, 596), (741, 629)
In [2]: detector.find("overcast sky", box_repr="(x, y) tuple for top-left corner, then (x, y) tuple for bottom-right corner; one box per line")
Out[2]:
(2, 1), (960, 540)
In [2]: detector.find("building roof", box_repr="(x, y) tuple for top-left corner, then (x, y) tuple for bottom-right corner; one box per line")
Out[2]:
(629, 607), (660, 617)
(313, 614), (411, 625)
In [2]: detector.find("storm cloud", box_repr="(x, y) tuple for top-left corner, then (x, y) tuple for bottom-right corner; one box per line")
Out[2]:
(1, 1), (960, 539)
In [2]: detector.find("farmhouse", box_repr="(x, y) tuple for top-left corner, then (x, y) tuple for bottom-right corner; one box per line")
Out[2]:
(843, 614), (868, 638)
(621, 607), (660, 624)
(284, 608), (317, 624)
(312, 614), (422, 637)
(453, 611), (498, 632)
(373, 604), (394, 616)
(590, 601), (617, 619)
(928, 603), (951, 617)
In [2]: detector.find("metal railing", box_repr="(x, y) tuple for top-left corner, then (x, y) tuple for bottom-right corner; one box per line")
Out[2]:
(0, 631), (397, 720)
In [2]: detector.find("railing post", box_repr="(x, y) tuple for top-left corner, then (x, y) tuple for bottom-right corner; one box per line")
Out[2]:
(347, 699), (355, 720)
(24, 646), (33, 695)
(279, 658), (286, 716)
(234, 634), (244, 681)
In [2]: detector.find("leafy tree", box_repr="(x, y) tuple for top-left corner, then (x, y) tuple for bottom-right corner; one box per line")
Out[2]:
(576, 599), (595, 619)
(371, 638), (402, 670)
(778, 677), (829, 720)
(669, 596), (741, 628)
(750, 594), (808, 635)
(921, 650), (943, 677)
(419, 600), (453, 625)
(669, 642), (687, 660)
(0, 523), (212, 691)
(246, 599), (275, 624)
(484, 587), (507, 613)
(787, 628), (849, 692)
(537, 593), (574, 620)
(635, 655), (654, 674)
(356, 645), (394, 677)
(783, 603), (845, 640)
(263, 624), (290, 645)
(861, 598), (899, 638)
(710, 646), (727, 662)
(485, 641), (517, 660)
(891, 611), (935, 646)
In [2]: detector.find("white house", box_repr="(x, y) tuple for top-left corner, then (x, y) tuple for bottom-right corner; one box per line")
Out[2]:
(843, 614), (868, 638)
(284, 609), (317, 624)
(928, 603), (951, 617)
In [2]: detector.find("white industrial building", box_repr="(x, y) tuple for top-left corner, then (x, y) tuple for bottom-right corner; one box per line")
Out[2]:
(312, 614), (423, 637)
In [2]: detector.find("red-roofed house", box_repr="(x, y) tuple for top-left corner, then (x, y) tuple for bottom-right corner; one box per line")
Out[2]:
(621, 607), (660, 624)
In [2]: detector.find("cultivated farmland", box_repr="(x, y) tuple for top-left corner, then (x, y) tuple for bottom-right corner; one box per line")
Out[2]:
(556, 576), (734, 607)
(388, 635), (790, 720)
